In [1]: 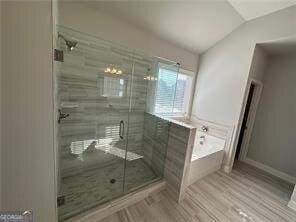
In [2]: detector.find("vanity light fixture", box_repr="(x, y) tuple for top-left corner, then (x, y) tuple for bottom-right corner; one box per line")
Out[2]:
(104, 67), (111, 73)
(104, 66), (122, 75)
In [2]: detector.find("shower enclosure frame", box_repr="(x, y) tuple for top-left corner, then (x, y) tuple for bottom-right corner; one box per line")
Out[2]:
(52, 25), (176, 221)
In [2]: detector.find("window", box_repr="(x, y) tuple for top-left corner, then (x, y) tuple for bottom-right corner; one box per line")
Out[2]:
(173, 72), (193, 114)
(154, 68), (194, 116)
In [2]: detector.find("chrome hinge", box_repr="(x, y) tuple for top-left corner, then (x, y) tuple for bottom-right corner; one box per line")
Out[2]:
(54, 49), (64, 62)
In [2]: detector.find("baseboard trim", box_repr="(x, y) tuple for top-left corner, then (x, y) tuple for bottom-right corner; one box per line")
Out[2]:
(288, 199), (296, 211)
(243, 158), (296, 184)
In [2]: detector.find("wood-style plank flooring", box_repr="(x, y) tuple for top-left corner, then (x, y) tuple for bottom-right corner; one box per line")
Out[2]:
(98, 161), (296, 222)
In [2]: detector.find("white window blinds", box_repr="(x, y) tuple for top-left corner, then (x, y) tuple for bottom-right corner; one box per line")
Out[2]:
(155, 68), (178, 114)
(155, 67), (193, 116)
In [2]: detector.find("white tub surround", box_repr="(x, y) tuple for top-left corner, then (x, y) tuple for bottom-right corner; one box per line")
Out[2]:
(191, 132), (225, 160)
(171, 117), (235, 185)
(168, 117), (233, 188)
(190, 117), (235, 173)
(188, 131), (226, 185)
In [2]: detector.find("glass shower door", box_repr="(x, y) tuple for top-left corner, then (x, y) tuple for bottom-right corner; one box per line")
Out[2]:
(123, 57), (178, 193)
(56, 26), (133, 221)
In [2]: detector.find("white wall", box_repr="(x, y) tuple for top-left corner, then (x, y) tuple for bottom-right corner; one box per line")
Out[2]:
(247, 54), (296, 179)
(248, 45), (268, 82)
(191, 6), (296, 169)
(1, 1), (56, 221)
(57, 2), (198, 72)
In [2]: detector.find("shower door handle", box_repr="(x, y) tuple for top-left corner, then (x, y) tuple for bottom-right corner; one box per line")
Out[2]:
(119, 120), (124, 139)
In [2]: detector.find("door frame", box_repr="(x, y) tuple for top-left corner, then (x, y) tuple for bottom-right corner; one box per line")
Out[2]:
(237, 78), (263, 161)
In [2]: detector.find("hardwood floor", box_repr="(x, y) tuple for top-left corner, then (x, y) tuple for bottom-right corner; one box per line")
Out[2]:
(98, 161), (296, 222)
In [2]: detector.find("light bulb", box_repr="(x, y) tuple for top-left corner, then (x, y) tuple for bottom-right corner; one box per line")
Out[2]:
(111, 68), (117, 74)
(104, 67), (111, 73)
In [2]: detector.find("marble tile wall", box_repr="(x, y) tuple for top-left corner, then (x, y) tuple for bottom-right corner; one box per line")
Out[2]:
(142, 113), (170, 177)
(57, 26), (155, 177)
(143, 113), (197, 202)
(164, 122), (196, 202)
(55, 26), (185, 220)
(56, 26), (171, 220)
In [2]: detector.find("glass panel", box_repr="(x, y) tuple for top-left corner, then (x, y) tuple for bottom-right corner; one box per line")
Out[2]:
(56, 26), (133, 220)
(123, 57), (173, 193)
(55, 26), (173, 221)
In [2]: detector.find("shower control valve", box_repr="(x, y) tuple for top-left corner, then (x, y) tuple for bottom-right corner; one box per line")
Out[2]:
(58, 109), (70, 124)
(201, 125), (208, 132)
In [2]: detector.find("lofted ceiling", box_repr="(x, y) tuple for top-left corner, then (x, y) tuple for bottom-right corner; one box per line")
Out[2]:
(82, 0), (296, 54)
(228, 0), (296, 21)
(85, 0), (245, 53)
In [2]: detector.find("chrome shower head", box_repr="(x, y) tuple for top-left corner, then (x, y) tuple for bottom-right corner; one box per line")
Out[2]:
(58, 33), (78, 51)
(65, 40), (77, 51)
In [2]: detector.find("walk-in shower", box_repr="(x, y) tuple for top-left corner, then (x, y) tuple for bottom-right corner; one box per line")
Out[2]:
(55, 26), (179, 221)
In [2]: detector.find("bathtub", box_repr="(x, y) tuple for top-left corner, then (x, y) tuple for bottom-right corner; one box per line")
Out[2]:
(188, 131), (226, 185)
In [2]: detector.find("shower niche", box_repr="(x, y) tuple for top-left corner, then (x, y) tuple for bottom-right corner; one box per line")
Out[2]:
(55, 26), (176, 221)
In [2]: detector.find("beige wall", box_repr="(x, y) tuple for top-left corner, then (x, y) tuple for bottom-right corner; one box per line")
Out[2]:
(247, 54), (296, 179)
(57, 2), (198, 72)
(1, 1), (56, 221)
(191, 6), (296, 169)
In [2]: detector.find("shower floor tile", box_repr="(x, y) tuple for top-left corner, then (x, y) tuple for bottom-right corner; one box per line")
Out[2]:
(58, 158), (160, 221)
